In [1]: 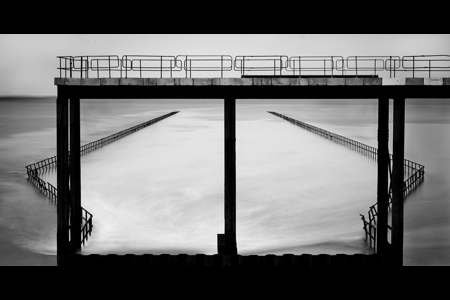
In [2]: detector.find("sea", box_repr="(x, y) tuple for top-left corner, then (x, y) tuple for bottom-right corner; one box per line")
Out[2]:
(1, 96), (449, 266)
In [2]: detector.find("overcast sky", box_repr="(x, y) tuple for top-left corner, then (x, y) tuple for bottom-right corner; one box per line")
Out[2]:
(0, 34), (449, 96)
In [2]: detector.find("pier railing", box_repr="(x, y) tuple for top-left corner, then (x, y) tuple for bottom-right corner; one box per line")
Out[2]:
(268, 111), (425, 252)
(26, 111), (179, 248)
(57, 54), (450, 79)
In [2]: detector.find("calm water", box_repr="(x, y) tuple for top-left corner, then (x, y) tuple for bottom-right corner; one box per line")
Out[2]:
(1, 97), (449, 266)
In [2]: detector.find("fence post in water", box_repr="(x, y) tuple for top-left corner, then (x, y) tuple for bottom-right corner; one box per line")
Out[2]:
(392, 97), (406, 266)
(377, 97), (390, 255)
(57, 97), (70, 266)
(70, 98), (82, 254)
(224, 98), (237, 255)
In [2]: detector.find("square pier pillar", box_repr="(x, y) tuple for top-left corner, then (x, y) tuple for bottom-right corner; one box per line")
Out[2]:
(377, 97), (390, 254)
(224, 98), (237, 255)
(57, 97), (70, 266)
(392, 98), (405, 266)
(57, 97), (82, 265)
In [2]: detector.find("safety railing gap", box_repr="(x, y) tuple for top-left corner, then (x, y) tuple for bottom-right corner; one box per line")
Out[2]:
(268, 111), (425, 252)
(26, 111), (179, 248)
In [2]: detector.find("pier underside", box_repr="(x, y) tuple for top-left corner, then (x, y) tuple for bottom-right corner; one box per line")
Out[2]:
(55, 76), (448, 266)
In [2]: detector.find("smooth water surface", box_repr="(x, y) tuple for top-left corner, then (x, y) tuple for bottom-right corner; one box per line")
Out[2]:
(1, 97), (449, 265)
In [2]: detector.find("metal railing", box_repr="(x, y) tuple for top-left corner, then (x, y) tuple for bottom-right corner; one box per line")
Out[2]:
(176, 55), (233, 78)
(57, 54), (450, 79)
(288, 56), (345, 77)
(234, 55), (288, 77)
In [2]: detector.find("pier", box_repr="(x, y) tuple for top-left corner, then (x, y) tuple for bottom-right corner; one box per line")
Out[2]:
(53, 54), (449, 266)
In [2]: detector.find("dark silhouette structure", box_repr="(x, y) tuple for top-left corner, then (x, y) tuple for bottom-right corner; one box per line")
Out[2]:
(54, 54), (450, 266)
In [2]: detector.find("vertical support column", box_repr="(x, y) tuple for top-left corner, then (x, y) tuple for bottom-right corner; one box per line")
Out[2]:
(70, 98), (81, 253)
(392, 97), (406, 266)
(57, 97), (69, 266)
(224, 98), (237, 255)
(377, 97), (389, 255)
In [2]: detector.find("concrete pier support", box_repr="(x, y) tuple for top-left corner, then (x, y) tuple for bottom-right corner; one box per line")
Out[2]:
(57, 97), (70, 266)
(392, 97), (406, 266)
(224, 98), (237, 255)
(70, 98), (81, 253)
(377, 97), (390, 254)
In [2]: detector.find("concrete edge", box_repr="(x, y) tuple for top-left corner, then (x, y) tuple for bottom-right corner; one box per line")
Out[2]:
(54, 77), (450, 86)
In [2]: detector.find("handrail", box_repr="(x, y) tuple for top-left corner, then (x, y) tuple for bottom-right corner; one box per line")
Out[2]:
(120, 55), (182, 78)
(234, 55), (289, 77)
(288, 56), (344, 77)
(57, 54), (450, 78)
(346, 56), (400, 77)
(176, 55), (233, 78)
(402, 55), (450, 78)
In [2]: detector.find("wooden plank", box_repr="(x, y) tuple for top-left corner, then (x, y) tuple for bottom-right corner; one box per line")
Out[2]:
(377, 97), (390, 254)
(392, 97), (405, 266)
(70, 98), (82, 253)
(224, 98), (237, 255)
(57, 97), (69, 266)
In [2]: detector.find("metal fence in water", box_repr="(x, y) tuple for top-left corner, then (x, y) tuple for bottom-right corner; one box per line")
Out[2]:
(26, 111), (179, 248)
(268, 111), (425, 252)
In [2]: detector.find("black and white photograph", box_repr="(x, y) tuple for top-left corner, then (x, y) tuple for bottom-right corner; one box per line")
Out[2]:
(0, 34), (449, 266)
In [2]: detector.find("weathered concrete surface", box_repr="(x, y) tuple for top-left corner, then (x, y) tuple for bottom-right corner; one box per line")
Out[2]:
(156, 78), (175, 86)
(175, 78), (193, 86)
(271, 78), (291, 86)
(308, 78), (327, 86)
(382, 78), (407, 85)
(364, 78), (382, 86)
(327, 78), (346, 86)
(346, 78), (364, 86)
(56, 77), (450, 86)
(424, 78), (443, 85)
(193, 78), (212, 86)
(406, 78), (424, 85)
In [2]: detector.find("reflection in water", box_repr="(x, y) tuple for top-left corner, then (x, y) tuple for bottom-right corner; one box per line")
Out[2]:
(2, 98), (450, 265)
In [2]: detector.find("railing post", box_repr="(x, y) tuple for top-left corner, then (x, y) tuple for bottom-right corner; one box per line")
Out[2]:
(221, 55), (223, 78)
(429, 60), (431, 77)
(413, 56), (415, 78)
(389, 56), (392, 78)
(109, 56), (111, 78)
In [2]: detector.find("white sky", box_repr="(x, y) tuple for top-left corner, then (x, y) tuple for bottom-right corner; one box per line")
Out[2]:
(0, 34), (449, 96)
